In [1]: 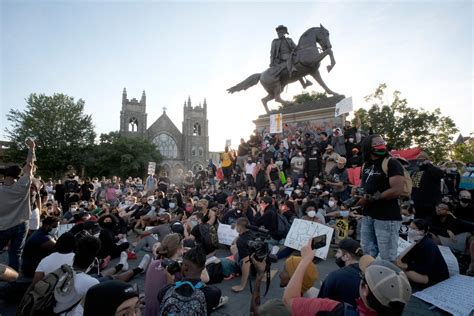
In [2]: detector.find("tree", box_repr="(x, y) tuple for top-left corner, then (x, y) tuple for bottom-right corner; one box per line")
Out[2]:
(452, 136), (474, 163)
(354, 84), (458, 163)
(5, 93), (96, 178)
(292, 91), (328, 104)
(84, 132), (161, 178)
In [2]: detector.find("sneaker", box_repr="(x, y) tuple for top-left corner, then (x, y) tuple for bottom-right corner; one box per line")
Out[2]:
(127, 250), (137, 260)
(119, 251), (129, 271)
(138, 254), (151, 272)
(214, 296), (229, 310)
(100, 255), (111, 269)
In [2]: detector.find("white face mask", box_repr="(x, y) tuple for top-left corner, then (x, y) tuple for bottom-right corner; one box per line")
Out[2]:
(407, 228), (424, 243)
(315, 185), (321, 190)
(307, 210), (316, 218)
(169, 203), (176, 209)
(93, 232), (100, 238)
(70, 207), (77, 212)
(328, 200), (336, 208)
(401, 214), (414, 222)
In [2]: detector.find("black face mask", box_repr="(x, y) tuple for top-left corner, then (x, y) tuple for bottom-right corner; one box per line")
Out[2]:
(460, 198), (471, 204)
(335, 256), (345, 268)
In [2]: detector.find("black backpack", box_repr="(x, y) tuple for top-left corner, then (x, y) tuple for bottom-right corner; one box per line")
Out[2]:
(198, 223), (219, 251)
(159, 281), (207, 316)
(276, 213), (291, 237)
(206, 262), (224, 284)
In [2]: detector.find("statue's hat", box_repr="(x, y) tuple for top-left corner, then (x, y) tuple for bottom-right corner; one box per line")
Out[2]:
(275, 25), (289, 34)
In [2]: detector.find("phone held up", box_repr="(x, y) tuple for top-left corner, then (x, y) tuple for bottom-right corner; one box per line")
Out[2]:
(311, 235), (327, 250)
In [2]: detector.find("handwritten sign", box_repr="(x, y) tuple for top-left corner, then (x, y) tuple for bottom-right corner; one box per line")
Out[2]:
(284, 219), (334, 260)
(58, 224), (74, 236)
(335, 96), (353, 117)
(270, 113), (283, 134)
(217, 223), (239, 246)
(413, 275), (474, 316)
(396, 237), (414, 258)
(438, 245), (460, 277)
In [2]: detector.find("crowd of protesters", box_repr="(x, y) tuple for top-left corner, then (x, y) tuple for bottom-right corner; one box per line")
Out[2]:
(1, 115), (473, 316)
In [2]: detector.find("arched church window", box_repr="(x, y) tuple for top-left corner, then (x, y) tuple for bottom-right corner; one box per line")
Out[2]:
(199, 146), (203, 157)
(193, 123), (201, 136)
(152, 133), (178, 159)
(129, 117), (139, 132)
(191, 146), (196, 156)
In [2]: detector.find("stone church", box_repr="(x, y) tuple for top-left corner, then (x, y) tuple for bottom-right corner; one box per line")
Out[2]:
(119, 88), (209, 174)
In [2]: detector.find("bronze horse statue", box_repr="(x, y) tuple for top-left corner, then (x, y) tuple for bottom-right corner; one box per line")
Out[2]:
(227, 25), (340, 113)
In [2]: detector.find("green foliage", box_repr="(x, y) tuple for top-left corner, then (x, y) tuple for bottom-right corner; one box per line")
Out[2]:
(452, 137), (474, 163)
(84, 132), (161, 178)
(292, 91), (328, 104)
(354, 84), (458, 163)
(5, 93), (96, 178)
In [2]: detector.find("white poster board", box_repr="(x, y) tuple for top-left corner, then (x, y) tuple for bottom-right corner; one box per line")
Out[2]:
(270, 113), (283, 134)
(335, 96), (353, 117)
(284, 219), (334, 260)
(58, 224), (74, 236)
(438, 245), (460, 277)
(413, 275), (474, 316)
(396, 237), (414, 258)
(217, 223), (239, 246)
(147, 162), (156, 175)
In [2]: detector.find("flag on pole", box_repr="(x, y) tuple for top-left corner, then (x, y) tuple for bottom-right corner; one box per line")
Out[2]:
(335, 97), (353, 117)
(270, 113), (283, 134)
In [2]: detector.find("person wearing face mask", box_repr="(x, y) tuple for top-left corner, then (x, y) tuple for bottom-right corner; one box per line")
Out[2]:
(306, 148), (322, 187)
(399, 202), (415, 240)
(411, 152), (445, 222)
(318, 238), (363, 306)
(302, 201), (325, 224)
(322, 145), (340, 175)
(395, 219), (449, 289)
(222, 201), (245, 225)
(358, 134), (405, 262)
(454, 190), (474, 223)
(21, 216), (59, 278)
(290, 150), (306, 187)
(97, 214), (130, 260)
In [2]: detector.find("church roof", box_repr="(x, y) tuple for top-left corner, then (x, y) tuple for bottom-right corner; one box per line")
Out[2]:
(147, 111), (182, 137)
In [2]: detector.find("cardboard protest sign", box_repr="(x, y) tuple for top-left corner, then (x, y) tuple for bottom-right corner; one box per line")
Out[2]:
(284, 219), (334, 260)
(217, 223), (239, 246)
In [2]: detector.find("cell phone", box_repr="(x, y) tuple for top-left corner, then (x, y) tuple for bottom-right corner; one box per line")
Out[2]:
(311, 235), (327, 250)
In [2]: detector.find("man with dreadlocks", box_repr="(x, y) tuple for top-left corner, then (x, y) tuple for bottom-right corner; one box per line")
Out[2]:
(357, 135), (405, 262)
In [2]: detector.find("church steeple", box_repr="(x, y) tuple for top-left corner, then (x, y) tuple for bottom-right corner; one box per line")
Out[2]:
(187, 96), (192, 108)
(140, 90), (146, 105)
(122, 88), (127, 105)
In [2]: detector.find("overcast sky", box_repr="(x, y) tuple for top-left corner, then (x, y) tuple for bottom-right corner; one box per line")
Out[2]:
(1, 0), (472, 151)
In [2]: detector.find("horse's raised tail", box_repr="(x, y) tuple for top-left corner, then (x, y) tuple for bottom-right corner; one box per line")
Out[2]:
(227, 73), (261, 94)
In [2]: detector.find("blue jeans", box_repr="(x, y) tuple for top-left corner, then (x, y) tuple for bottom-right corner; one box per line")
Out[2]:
(361, 216), (400, 262)
(0, 222), (29, 271)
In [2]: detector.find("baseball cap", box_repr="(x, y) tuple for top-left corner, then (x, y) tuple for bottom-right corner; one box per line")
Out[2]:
(359, 255), (412, 307)
(338, 238), (362, 256)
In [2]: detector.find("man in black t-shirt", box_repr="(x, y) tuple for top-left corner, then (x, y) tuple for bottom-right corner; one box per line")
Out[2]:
(358, 135), (405, 262)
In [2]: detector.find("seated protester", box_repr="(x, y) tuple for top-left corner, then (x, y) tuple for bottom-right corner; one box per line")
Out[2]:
(221, 202), (246, 225)
(254, 196), (280, 242)
(61, 203), (79, 224)
(280, 200), (297, 224)
(230, 217), (253, 293)
(69, 220), (101, 240)
(73, 210), (97, 224)
(168, 198), (184, 222)
(31, 232), (76, 287)
(198, 199), (217, 226)
(279, 256), (318, 298)
(187, 212), (218, 256)
(241, 197), (257, 225)
(348, 147), (363, 168)
(21, 216), (59, 278)
(454, 190), (474, 223)
(53, 236), (101, 315)
(323, 196), (340, 218)
(145, 233), (183, 316)
(318, 238), (363, 306)
(97, 214), (130, 260)
(301, 201), (325, 224)
(395, 219), (449, 289)
(399, 202), (415, 240)
(284, 239), (412, 316)
(83, 280), (140, 316)
(157, 247), (223, 315)
(133, 213), (173, 253)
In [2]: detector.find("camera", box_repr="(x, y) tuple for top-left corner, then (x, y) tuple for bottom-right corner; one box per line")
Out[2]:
(161, 258), (182, 275)
(247, 240), (268, 262)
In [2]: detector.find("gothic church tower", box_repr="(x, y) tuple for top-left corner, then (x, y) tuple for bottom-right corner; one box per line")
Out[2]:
(119, 88), (147, 137)
(182, 97), (209, 170)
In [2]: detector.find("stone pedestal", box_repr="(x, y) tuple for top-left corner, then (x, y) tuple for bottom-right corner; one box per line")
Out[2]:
(254, 95), (346, 135)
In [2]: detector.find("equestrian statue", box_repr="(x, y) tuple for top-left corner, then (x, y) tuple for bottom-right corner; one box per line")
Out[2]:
(227, 24), (340, 114)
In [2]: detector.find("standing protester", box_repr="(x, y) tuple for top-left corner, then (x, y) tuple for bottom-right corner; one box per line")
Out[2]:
(358, 135), (404, 262)
(0, 138), (35, 271)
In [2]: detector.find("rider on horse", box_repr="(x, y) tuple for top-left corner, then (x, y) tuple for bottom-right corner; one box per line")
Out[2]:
(270, 25), (312, 89)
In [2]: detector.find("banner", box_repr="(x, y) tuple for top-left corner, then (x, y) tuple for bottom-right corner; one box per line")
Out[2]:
(269, 113), (283, 134)
(284, 219), (334, 260)
(335, 96), (353, 117)
(217, 223), (239, 246)
(147, 162), (156, 175)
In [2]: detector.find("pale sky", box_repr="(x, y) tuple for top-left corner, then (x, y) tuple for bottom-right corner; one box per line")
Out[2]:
(1, 1), (472, 152)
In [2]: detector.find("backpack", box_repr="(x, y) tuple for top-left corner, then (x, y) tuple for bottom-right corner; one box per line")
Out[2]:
(276, 213), (291, 237)
(199, 223), (219, 251)
(17, 264), (76, 316)
(381, 157), (413, 198)
(159, 281), (207, 316)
